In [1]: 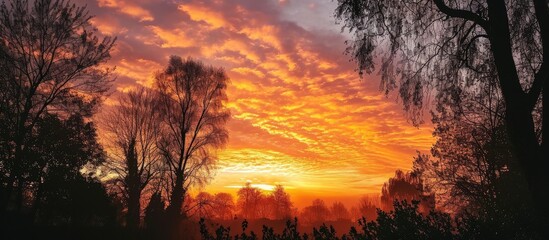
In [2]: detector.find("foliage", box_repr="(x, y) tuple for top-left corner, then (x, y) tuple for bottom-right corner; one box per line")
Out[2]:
(0, 0), (115, 213)
(26, 113), (114, 226)
(200, 218), (308, 240)
(200, 201), (456, 240)
(334, 1), (549, 232)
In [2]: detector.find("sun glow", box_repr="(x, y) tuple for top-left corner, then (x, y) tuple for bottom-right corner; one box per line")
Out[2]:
(83, 0), (435, 207)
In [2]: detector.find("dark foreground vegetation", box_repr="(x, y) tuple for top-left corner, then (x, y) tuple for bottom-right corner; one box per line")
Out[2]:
(200, 200), (539, 240)
(1, 0), (548, 239)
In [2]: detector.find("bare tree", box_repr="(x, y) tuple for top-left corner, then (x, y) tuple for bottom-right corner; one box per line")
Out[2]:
(271, 185), (293, 220)
(193, 192), (214, 219)
(257, 194), (275, 219)
(237, 182), (263, 219)
(155, 56), (229, 219)
(330, 201), (350, 221)
(358, 195), (379, 222)
(0, 0), (115, 212)
(380, 170), (435, 214)
(300, 199), (330, 225)
(102, 88), (161, 228)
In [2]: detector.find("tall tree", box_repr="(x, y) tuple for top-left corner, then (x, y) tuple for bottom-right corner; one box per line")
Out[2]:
(0, 0), (115, 212)
(102, 88), (161, 229)
(335, 0), (549, 226)
(155, 56), (229, 220)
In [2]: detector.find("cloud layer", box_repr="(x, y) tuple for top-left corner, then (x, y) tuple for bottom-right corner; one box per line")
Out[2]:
(81, 0), (434, 207)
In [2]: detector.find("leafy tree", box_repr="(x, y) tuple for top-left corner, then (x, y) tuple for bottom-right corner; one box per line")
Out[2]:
(0, 0), (115, 212)
(102, 87), (162, 229)
(410, 54), (536, 235)
(334, 0), (549, 228)
(26, 113), (114, 226)
(155, 56), (230, 220)
(346, 201), (456, 240)
(36, 174), (116, 227)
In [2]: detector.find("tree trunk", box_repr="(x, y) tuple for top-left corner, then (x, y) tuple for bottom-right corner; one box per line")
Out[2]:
(126, 187), (141, 229)
(166, 173), (184, 220)
(125, 139), (141, 229)
(487, 0), (549, 232)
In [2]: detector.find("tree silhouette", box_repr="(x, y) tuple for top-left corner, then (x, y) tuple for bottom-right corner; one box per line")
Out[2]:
(144, 191), (166, 238)
(193, 192), (215, 219)
(335, 0), (549, 229)
(24, 113), (113, 226)
(330, 201), (350, 221)
(358, 196), (378, 222)
(380, 170), (434, 214)
(347, 201), (456, 240)
(271, 185), (293, 220)
(0, 0), (115, 213)
(415, 132), (536, 237)
(212, 192), (235, 220)
(155, 56), (230, 220)
(237, 182), (263, 220)
(102, 88), (162, 229)
(300, 199), (330, 225)
(257, 194), (276, 219)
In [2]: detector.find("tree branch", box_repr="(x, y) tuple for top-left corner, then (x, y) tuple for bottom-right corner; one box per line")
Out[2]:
(528, 0), (549, 108)
(433, 0), (489, 32)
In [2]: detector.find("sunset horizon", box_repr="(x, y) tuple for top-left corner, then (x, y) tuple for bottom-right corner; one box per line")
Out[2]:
(83, 0), (435, 209)
(2, 0), (546, 239)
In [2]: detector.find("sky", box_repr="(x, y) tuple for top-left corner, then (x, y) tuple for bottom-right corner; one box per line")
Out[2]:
(79, 0), (435, 208)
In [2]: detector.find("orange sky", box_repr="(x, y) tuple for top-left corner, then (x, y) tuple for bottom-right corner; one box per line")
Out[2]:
(81, 0), (435, 208)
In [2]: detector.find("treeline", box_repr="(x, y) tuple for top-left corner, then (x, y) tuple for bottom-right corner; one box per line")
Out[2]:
(183, 168), (434, 225)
